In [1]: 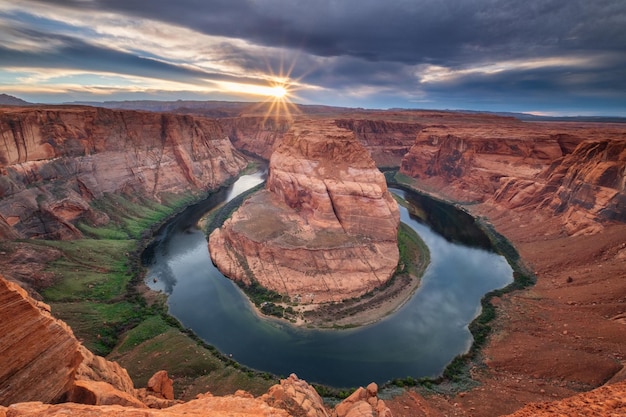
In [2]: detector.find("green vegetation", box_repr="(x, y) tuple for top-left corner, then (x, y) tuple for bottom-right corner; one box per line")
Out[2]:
(15, 180), (280, 398)
(114, 315), (171, 354)
(397, 221), (430, 277)
(39, 239), (133, 302)
(84, 192), (198, 240)
(10, 164), (537, 399)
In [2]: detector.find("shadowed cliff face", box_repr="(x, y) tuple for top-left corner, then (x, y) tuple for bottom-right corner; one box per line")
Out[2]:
(218, 116), (292, 160)
(335, 119), (422, 167)
(217, 116), (421, 167)
(0, 106), (248, 239)
(209, 119), (400, 304)
(400, 121), (626, 235)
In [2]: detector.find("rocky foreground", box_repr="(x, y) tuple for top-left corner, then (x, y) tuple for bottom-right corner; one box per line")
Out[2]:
(209, 119), (400, 304)
(2, 268), (625, 416)
(0, 271), (392, 416)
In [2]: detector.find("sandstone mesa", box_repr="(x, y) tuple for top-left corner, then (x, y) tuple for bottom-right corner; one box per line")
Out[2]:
(209, 119), (400, 304)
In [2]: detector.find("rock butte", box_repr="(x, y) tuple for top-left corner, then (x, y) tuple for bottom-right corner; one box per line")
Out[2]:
(0, 104), (625, 416)
(209, 119), (400, 304)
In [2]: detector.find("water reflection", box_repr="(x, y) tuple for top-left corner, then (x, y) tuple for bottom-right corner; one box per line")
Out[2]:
(144, 174), (513, 387)
(401, 189), (492, 249)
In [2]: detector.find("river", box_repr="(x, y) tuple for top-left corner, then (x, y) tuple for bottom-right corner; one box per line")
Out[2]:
(143, 171), (513, 387)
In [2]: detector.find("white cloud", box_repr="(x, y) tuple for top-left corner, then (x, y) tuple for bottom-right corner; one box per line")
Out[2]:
(417, 56), (602, 84)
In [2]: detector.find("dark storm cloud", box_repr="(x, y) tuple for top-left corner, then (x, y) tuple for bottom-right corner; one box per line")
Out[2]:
(35, 0), (626, 65)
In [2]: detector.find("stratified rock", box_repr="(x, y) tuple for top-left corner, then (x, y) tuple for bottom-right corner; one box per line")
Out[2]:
(210, 119), (400, 304)
(262, 373), (329, 417)
(400, 121), (568, 203)
(335, 119), (422, 167)
(0, 106), (248, 239)
(219, 116), (291, 159)
(0, 274), (145, 408)
(0, 276), (81, 405)
(219, 115), (421, 167)
(399, 118), (626, 235)
(75, 346), (136, 396)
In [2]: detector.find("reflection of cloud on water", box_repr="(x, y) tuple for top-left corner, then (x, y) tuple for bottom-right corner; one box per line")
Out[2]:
(226, 171), (266, 202)
(147, 260), (178, 294)
(147, 223), (212, 295)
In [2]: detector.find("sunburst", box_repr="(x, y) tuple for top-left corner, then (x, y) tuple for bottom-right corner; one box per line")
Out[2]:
(244, 54), (310, 124)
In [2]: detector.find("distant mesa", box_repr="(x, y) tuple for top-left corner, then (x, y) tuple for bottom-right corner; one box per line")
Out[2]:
(209, 119), (400, 305)
(0, 94), (30, 106)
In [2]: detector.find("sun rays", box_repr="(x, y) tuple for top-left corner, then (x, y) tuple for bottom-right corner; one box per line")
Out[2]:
(241, 53), (311, 124)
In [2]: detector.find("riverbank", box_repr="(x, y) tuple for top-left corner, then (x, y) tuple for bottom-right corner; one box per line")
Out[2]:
(291, 220), (430, 328)
(0, 176), (279, 400)
(204, 178), (431, 329)
(384, 173), (626, 417)
(209, 207), (431, 329)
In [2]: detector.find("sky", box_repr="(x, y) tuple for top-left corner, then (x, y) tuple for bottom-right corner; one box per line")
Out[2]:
(1, 0), (625, 115)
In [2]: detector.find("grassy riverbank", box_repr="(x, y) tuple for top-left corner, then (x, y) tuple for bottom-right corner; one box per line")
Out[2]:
(10, 188), (277, 399)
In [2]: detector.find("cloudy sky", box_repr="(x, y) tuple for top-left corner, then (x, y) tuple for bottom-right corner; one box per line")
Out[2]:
(1, 0), (625, 115)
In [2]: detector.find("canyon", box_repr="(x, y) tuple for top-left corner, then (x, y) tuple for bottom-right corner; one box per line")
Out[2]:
(0, 106), (248, 240)
(209, 119), (400, 305)
(0, 103), (625, 416)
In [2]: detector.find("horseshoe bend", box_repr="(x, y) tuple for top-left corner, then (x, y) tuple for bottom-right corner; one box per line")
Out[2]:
(0, 103), (625, 416)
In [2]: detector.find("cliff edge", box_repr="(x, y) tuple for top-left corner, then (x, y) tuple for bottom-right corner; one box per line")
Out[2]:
(0, 106), (248, 239)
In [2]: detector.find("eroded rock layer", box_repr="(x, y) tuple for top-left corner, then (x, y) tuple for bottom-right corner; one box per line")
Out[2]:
(400, 119), (626, 235)
(335, 118), (422, 167)
(209, 120), (400, 303)
(0, 106), (248, 239)
(0, 274), (138, 407)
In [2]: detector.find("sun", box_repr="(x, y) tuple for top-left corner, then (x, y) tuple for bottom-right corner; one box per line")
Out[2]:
(270, 85), (288, 99)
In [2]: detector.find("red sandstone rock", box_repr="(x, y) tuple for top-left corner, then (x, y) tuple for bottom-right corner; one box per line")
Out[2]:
(0, 394), (292, 416)
(218, 116), (291, 159)
(209, 119), (400, 303)
(262, 373), (329, 417)
(0, 274), (147, 408)
(333, 382), (391, 417)
(0, 106), (248, 239)
(335, 119), (422, 167)
(66, 380), (146, 408)
(502, 380), (626, 417)
(399, 119), (626, 235)
(147, 371), (175, 400)
(0, 276), (82, 405)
